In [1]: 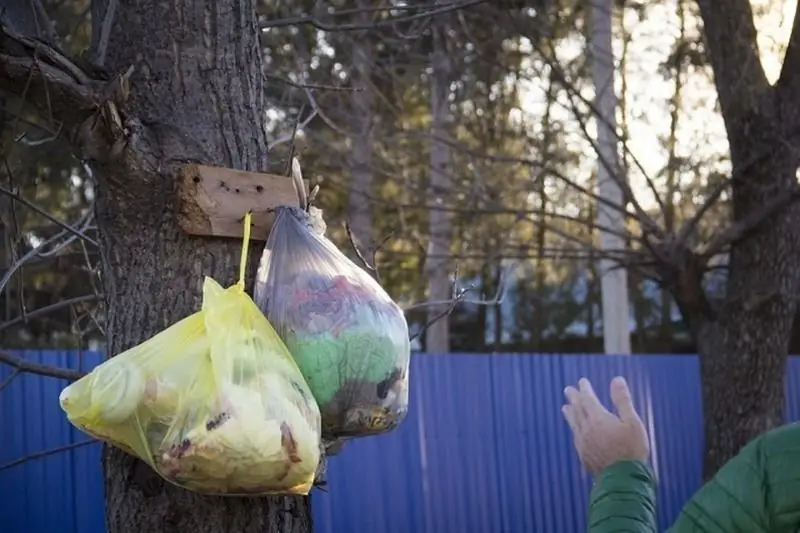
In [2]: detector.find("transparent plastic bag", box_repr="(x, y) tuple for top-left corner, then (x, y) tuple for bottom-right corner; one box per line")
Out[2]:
(59, 213), (321, 495)
(254, 206), (410, 439)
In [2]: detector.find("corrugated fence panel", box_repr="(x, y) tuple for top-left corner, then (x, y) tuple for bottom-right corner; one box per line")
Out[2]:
(785, 358), (800, 422)
(277, 354), (704, 533)
(3, 352), (800, 533)
(0, 350), (105, 533)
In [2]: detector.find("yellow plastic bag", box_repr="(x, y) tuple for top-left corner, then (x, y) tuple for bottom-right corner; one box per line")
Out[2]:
(58, 213), (322, 495)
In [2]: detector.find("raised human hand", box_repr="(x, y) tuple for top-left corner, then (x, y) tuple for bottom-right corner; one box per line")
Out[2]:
(561, 376), (650, 476)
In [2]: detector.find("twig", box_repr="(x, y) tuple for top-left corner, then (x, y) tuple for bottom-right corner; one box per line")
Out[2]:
(408, 266), (509, 343)
(265, 74), (359, 92)
(319, 170), (640, 242)
(0, 184), (97, 246)
(698, 185), (800, 261)
(0, 293), (102, 333)
(268, 107), (317, 151)
(404, 265), (509, 312)
(0, 20), (102, 127)
(409, 298), (462, 343)
(260, 0), (486, 31)
(0, 439), (96, 471)
(29, 0), (61, 46)
(0, 349), (86, 381)
(549, 52), (667, 228)
(0, 367), (20, 392)
(675, 143), (782, 248)
(0, 210), (96, 295)
(555, 68), (664, 242)
(2, 23), (91, 85)
(93, 0), (118, 67)
(389, 129), (642, 223)
(16, 122), (62, 146)
(345, 222), (392, 284)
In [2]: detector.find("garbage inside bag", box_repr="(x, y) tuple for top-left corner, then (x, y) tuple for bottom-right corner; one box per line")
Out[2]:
(59, 212), (322, 496)
(254, 206), (410, 439)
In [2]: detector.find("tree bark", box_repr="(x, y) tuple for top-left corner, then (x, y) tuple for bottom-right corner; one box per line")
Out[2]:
(693, 0), (800, 478)
(91, 0), (312, 531)
(347, 3), (375, 253)
(425, 19), (453, 354)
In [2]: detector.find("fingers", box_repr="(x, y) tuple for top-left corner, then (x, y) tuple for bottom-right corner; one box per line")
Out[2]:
(563, 377), (615, 420)
(563, 385), (581, 408)
(610, 376), (639, 422)
(561, 404), (581, 433)
(577, 378), (608, 417)
(563, 385), (584, 431)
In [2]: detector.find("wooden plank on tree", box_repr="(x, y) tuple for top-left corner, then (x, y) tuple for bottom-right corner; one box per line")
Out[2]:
(176, 164), (308, 241)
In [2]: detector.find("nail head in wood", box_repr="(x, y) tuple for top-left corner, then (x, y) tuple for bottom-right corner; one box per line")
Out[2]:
(176, 164), (309, 241)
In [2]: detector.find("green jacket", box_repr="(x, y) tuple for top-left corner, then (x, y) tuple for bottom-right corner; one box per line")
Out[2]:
(588, 423), (800, 532)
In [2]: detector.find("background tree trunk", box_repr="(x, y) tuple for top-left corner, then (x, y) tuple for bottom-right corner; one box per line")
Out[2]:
(695, 100), (800, 477)
(92, 0), (312, 530)
(347, 3), (375, 253)
(425, 19), (453, 354)
(694, 0), (800, 478)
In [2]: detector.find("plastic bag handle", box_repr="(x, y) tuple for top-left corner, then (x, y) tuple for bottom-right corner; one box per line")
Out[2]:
(238, 211), (252, 288)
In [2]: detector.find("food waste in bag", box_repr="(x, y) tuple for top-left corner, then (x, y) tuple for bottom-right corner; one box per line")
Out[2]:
(58, 213), (322, 495)
(254, 206), (411, 439)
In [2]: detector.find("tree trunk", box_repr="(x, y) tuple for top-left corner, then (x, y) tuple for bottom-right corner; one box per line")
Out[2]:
(347, 5), (375, 252)
(93, 0), (312, 531)
(658, 0), (685, 352)
(425, 20), (453, 354)
(692, 0), (800, 479)
(694, 93), (800, 477)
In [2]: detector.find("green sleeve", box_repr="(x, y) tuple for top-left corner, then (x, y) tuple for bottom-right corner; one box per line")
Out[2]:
(667, 429), (781, 533)
(588, 424), (799, 533)
(588, 460), (657, 533)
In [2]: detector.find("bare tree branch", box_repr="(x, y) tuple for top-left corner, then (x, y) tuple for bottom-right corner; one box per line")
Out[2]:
(319, 169), (641, 243)
(91, 0), (119, 67)
(543, 49), (668, 230)
(0, 367), (21, 392)
(29, 0), (60, 46)
(265, 73), (360, 92)
(0, 439), (96, 472)
(0, 21), (102, 124)
(698, 186), (800, 262)
(260, 1), (487, 32)
(0, 19), (135, 171)
(345, 221), (392, 284)
(387, 128), (643, 223)
(344, 212), (508, 340)
(0, 293), (102, 333)
(267, 106), (318, 151)
(552, 66), (665, 242)
(0, 349), (85, 381)
(0, 182), (97, 246)
(676, 134), (800, 252)
(404, 267), (508, 312)
(0, 210), (95, 296)
(408, 265), (508, 342)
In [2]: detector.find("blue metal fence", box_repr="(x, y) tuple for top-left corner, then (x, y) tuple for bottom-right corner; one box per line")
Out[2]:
(3, 352), (800, 533)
